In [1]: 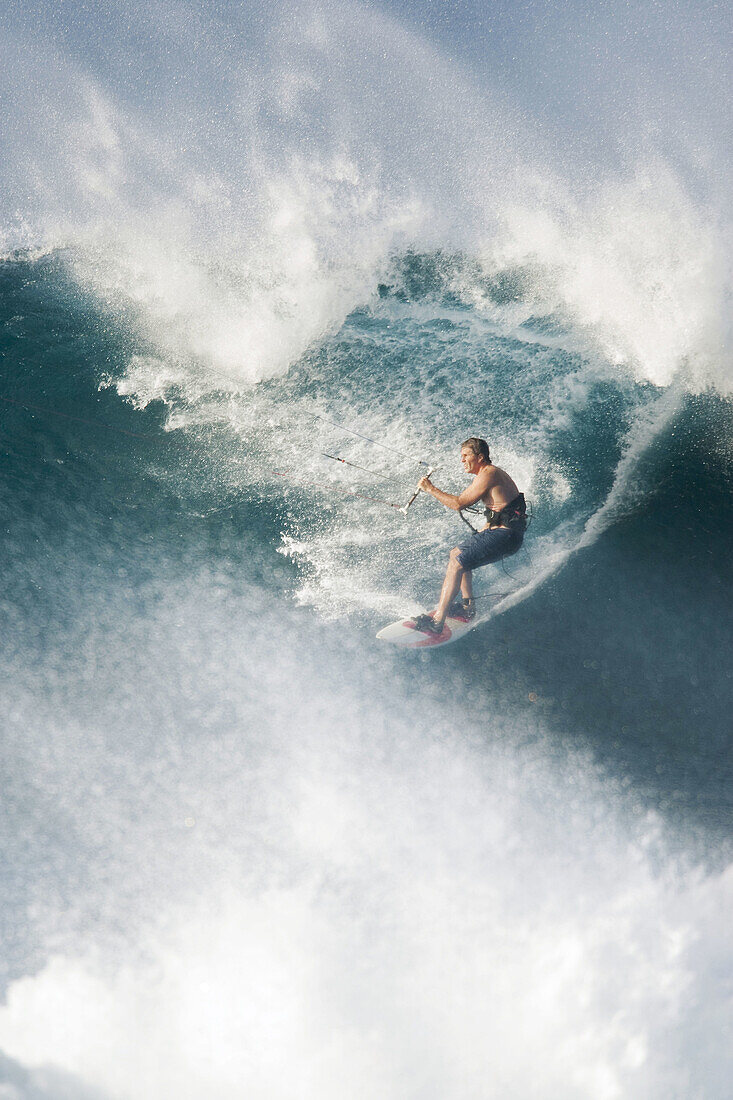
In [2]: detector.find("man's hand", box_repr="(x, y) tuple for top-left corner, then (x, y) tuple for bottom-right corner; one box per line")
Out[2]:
(419, 477), (434, 492)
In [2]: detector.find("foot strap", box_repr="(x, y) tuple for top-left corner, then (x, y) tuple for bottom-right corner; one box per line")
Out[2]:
(412, 613), (443, 635)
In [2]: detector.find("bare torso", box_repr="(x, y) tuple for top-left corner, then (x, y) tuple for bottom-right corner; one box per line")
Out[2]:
(418, 452), (521, 528)
(479, 464), (520, 527)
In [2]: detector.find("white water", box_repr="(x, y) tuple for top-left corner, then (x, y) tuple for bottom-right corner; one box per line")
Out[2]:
(3, 1), (732, 391)
(0, 587), (730, 1099)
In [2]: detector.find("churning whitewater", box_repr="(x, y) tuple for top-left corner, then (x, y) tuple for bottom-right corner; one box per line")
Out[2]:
(1, 1), (732, 1098)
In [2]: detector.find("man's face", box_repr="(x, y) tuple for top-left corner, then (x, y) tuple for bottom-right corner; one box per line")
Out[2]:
(461, 447), (480, 474)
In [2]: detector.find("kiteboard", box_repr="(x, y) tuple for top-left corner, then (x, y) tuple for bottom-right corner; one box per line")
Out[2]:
(376, 608), (478, 649)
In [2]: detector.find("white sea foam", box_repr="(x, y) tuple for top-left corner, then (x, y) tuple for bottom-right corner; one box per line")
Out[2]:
(477, 162), (733, 394)
(1, 563), (730, 1099)
(4, 1), (731, 401)
(0, 647), (730, 1100)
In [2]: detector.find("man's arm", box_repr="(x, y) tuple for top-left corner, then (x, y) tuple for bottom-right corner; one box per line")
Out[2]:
(419, 468), (493, 511)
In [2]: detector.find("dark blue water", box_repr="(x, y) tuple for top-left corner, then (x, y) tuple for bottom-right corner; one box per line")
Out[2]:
(1, 2), (732, 1096)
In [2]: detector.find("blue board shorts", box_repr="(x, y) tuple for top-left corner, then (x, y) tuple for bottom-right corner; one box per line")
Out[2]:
(456, 526), (524, 571)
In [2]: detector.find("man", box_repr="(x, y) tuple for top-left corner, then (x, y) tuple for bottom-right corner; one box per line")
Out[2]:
(411, 438), (527, 635)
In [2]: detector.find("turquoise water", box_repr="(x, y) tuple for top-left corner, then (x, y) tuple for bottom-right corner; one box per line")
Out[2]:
(1, 2), (732, 1097)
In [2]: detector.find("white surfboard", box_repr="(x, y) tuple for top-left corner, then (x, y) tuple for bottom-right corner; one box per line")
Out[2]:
(376, 608), (478, 649)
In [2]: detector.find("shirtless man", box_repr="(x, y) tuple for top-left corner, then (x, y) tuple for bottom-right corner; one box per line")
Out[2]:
(411, 437), (527, 636)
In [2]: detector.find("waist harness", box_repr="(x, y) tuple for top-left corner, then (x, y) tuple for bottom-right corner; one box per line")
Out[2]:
(485, 492), (527, 531)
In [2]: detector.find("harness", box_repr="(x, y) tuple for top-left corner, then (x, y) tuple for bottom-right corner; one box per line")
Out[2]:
(485, 493), (528, 531)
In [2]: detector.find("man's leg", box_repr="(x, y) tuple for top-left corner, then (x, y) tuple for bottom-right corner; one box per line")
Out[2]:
(456, 568), (475, 618)
(433, 548), (464, 628)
